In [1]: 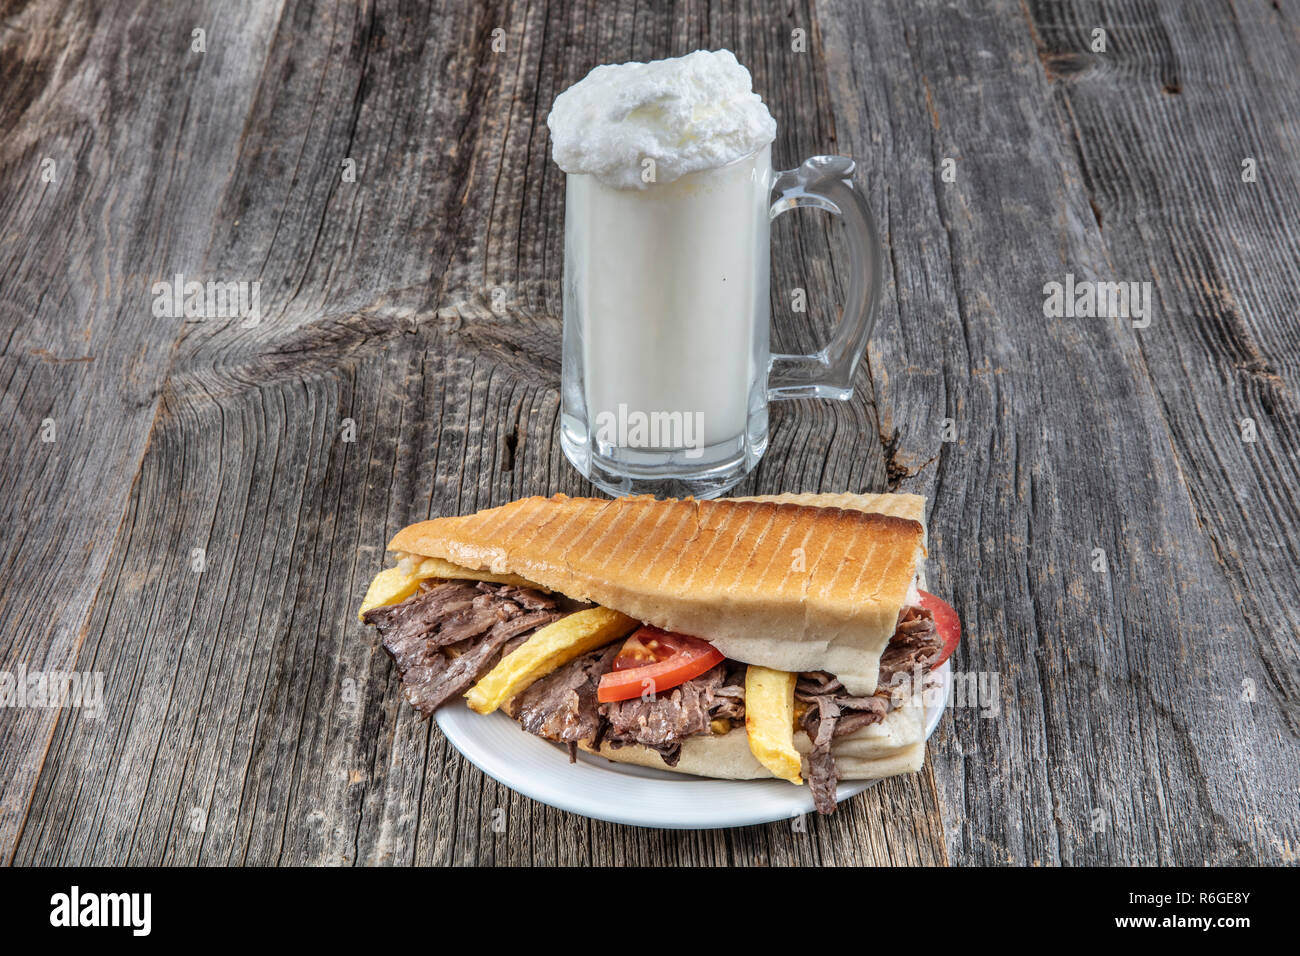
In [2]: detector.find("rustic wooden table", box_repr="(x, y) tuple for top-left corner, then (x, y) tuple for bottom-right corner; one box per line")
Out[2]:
(2, 0), (1296, 866)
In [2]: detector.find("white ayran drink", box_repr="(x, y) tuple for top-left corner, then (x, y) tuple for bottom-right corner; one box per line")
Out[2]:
(550, 50), (881, 497)
(565, 147), (771, 449)
(550, 50), (776, 458)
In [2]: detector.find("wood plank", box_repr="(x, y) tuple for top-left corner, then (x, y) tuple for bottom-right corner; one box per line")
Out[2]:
(818, 0), (1299, 863)
(1024, 0), (1300, 860)
(0, 0), (287, 859)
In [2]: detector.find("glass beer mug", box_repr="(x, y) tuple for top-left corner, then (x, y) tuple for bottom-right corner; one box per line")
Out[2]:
(559, 145), (883, 498)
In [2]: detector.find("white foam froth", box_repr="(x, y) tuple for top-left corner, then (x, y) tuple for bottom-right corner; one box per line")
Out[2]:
(547, 49), (777, 190)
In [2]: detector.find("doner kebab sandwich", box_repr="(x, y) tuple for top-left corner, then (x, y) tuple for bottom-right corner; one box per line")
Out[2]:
(357, 492), (959, 814)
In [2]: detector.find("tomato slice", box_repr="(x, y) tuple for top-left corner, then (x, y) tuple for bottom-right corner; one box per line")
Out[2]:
(596, 626), (724, 703)
(916, 590), (960, 668)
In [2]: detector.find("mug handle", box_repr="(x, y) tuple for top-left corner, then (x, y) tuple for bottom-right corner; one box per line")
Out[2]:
(767, 156), (883, 400)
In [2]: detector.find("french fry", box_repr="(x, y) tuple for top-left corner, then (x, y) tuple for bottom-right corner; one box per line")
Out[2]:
(357, 556), (548, 621)
(465, 607), (638, 714)
(744, 665), (804, 784)
(357, 565), (429, 621)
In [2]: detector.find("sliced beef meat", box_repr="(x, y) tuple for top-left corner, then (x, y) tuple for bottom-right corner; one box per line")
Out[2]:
(804, 695), (841, 815)
(796, 671), (845, 698)
(496, 586), (558, 611)
(796, 670), (842, 696)
(415, 608), (559, 713)
(790, 671), (894, 733)
(513, 644), (621, 760)
(795, 673), (890, 736)
(834, 701), (892, 737)
(363, 581), (563, 716)
(877, 606), (941, 690)
(434, 591), (522, 645)
(710, 661), (747, 724)
(795, 682), (891, 815)
(600, 665), (724, 767)
(795, 606), (940, 813)
(710, 686), (746, 724)
(363, 581), (482, 654)
(513, 655), (745, 763)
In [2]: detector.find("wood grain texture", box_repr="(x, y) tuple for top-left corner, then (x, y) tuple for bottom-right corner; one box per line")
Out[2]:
(818, 0), (1299, 864)
(1, 0), (1296, 865)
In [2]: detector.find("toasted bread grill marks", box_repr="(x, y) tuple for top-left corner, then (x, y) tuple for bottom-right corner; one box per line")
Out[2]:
(732, 501), (782, 590)
(656, 500), (700, 591)
(750, 501), (799, 593)
(502, 497), (538, 555)
(784, 504), (824, 611)
(707, 501), (761, 595)
(616, 498), (680, 581)
(676, 500), (724, 588)
(642, 500), (694, 585)
(391, 497), (923, 597)
(566, 495), (625, 567)
(848, 519), (911, 603)
(500, 500), (538, 558)
(819, 508), (874, 601)
(470, 498), (518, 541)
(387, 495), (924, 695)
(681, 499), (760, 592)
(663, 500), (708, 585)
(546, 496), (599, 574)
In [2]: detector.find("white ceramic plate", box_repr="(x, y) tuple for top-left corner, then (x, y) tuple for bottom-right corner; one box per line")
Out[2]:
(436, 661), (950, 829)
